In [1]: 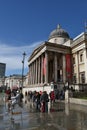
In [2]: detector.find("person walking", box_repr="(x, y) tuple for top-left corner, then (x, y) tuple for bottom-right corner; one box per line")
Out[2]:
(40, 91), (49, 112)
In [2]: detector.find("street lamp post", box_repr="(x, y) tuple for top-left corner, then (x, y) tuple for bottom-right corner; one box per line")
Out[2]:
(21, 52), (26, 89)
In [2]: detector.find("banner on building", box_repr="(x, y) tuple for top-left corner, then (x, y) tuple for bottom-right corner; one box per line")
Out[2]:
(66, 54), (72, 78)
(43, 57), (46, 76)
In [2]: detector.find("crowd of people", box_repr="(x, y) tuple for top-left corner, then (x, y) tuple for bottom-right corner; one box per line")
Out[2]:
(24, 89), (65, 113)
(4, 86), (65, 113)
(25, 91), (49, 112)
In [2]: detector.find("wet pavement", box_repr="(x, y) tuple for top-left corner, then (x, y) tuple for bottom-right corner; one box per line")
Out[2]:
(0, 94), (87, 130)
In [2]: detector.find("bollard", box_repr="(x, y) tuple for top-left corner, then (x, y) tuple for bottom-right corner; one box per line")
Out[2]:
(65, 90), (69, 103)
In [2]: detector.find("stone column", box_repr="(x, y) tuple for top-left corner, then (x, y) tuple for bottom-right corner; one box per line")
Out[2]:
(45, 51), (48, 84)
(35, 59), (37, 84)
(63, 54), (66, 83)
(39, 57), (41, 84)
(32, 63), (34, 85)
(84, 48), (87, 82)
(76, 52), (79, 83)
(38, 57), (40, 84)
(41, 55), (44, 84)
(54, 52), (57, 82)
(37, 59), (38, 84)
(33, 61), (35, 84)
(31, 63), (33, 85)
(29, 65), (31, 85)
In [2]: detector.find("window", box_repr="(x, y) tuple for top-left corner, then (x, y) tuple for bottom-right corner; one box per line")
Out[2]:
(80, 72), (85, 83)
(73, 75), (77, 83)
(80, 53), (83, 62)
(73, 57), (75, 64)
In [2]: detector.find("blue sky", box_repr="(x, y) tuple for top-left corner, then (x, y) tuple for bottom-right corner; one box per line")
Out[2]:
(0, 0), (87, 76)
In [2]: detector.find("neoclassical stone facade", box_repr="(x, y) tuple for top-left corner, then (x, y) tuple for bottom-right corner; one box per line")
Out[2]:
(28, 42), (71, 85)
(71, 32), (87, 90)
(28, 24), (87, 91)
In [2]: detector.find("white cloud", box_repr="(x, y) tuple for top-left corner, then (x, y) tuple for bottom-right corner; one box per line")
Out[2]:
(0, 41), (42, 76)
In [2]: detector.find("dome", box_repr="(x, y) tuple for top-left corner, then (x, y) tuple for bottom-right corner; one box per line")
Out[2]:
(49, 24), (70, 39)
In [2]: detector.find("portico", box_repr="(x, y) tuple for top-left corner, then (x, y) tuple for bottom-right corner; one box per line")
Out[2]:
(28, 42), (71, 88)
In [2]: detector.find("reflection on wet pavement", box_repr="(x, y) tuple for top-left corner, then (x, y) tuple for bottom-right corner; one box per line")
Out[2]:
(0, 99), (87, 130)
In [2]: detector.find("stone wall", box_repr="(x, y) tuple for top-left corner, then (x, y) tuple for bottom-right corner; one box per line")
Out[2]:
(22, 85), (53, 95)
(69, 98), (87, 106)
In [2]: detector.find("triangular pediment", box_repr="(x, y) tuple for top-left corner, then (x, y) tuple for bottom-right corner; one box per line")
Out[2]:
(28, 41), (71, 61)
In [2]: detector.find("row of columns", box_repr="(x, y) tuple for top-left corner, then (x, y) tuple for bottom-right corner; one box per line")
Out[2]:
(29, 51), (67, 86)
(54, 54), (66, 83)
(29, 52), (48, 85)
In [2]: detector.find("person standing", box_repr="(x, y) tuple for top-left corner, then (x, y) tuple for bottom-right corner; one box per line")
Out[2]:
(35, 92), (41, 110)
(49, 91), (55, 103)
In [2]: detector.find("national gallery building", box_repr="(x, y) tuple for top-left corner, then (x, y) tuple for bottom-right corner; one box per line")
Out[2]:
(28, 24), (87, 92)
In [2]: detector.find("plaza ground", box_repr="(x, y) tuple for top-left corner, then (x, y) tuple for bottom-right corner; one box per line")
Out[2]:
(0, 94), (87, 130)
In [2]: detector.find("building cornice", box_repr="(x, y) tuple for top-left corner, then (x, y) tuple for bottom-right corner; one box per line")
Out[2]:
(28, 41), (71, 65)
(71, 32), (87, 48)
